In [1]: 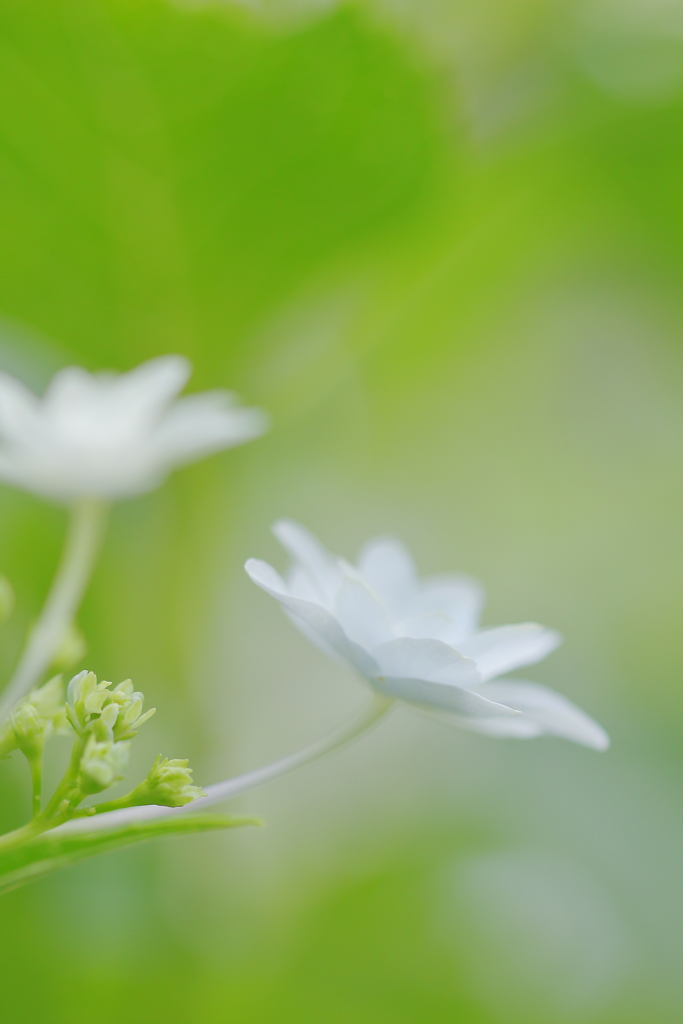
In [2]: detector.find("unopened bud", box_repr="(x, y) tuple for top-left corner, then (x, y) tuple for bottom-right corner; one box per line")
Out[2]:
(127, 755), (205, 808)
(79, 733), (130, 795)
(66, 670), (155, 739)
(3, 675), (68, 759)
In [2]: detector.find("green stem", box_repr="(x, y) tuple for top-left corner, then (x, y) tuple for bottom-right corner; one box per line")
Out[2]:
(42, 735), (86, 822)
(28, 753), (42, 819)
(55, 695), (396, 835)
(81, 795), (138, 815)
(0, 734), (88, 852)
(0, 819), (47, 854)
(0, 499), (108, 725)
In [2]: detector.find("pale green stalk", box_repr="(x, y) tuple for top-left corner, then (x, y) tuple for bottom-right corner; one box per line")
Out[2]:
(27, 751), (42, 819)
(0, 734), (88, 852)
(0, 499), (108, 725)
(56, 695), (395, 835)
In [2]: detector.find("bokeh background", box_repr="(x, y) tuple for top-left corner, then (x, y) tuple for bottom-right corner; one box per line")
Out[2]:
(0, 0), (683, 1020)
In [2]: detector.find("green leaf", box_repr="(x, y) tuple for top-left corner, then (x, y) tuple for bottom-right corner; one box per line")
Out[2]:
(0, 813), (261, 895)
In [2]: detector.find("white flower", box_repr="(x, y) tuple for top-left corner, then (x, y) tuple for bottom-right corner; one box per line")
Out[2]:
(0, 355), (268, 500)
(245, 521), (609, 750)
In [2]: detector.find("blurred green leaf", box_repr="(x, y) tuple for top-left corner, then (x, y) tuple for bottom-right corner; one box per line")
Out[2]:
(0, 813), (260, 895)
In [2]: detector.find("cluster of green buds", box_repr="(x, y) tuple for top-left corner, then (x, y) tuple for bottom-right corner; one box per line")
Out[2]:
(0, 675), (68, 760)
(64, 671), (157, 798)
(0, 667), (206, 842)
(95, 756), (206, 813)
(66, 671), (156, 741)
(0, 675), (70, 815)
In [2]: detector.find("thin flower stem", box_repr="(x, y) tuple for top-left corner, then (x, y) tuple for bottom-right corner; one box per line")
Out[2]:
(54, 695), (396, 836)
(0, 819), (47, 854)
(28, 754), (42, 819)
(0, 735), (88, 851)
(0, 499), (108, 724)
(42, 735), (86, 821)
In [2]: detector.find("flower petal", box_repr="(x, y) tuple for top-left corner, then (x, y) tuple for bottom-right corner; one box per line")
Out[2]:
(272, 519), (342, 604)
(45, 356), (190, 423)
(148, 392), (268, 465)
(474, 680), (610, 750)
(395, 609), (471, 646)
(112, 355), (192, 411)
(372, 659), (518, 717)
(373, 636), (480, 687)
(0, 373), (39, 445)
(411, 574), (485, 643)
(245, 558), (378, 677)
(436, 712), (544, 738)
(334, 575), (395, 650)
(356, 537), (417, 617)
(285, 564), (322, 603)
(458, 623), (561, 681)
(40, 357), (192, 451)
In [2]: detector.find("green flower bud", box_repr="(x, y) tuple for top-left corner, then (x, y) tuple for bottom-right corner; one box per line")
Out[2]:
(127, 755), (205, 808)
(66, 670), (107, 732)
(11, 703), (46, 761)
(105, 680), (156, 740)
(66, 671), (155, 739)
(29, 675), (69, 732)
(0, 675), (68, 759)
(79, 733), (130, 795)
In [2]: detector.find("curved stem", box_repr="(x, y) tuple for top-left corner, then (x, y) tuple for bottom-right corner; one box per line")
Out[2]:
(54, 695), (395, 836)
(0, 819), (46, 854)
(0, 499), (108, 724)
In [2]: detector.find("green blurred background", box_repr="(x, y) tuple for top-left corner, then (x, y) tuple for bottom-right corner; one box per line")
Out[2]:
(1, 0), (683, 1020)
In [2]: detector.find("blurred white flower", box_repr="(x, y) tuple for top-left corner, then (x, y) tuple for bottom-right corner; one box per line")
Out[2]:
(0, 355), (268, 500)
(246, 520), (609, 750)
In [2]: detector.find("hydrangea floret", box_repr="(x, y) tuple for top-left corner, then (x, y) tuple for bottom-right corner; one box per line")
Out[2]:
(245, 520), (608, 749)
(0, 355), (268, 501)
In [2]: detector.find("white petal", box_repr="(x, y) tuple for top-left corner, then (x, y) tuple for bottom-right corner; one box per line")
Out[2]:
(410, 574), (485, 644)
(245, 558), (378, 677)
(356, 537), (417, 617)
(334, 575), (395, 649)
(272, 520), (342, 603)
(374, 637), (480, 688)
(373, 673), (518, 718)
(45, 356), (189, 419)
(437, 713), (544, 739)
(285, 564), (321, 603)
(111, 355), (191, 411)
(475, 680), (610, 750)
(148, 392), (268, 465)
(396, 609), (469, 645)
(41, 357), (192, 448)
(458, 623), (562, 681)
(244, 557), (291, 599)
(0, 373), (39, 445)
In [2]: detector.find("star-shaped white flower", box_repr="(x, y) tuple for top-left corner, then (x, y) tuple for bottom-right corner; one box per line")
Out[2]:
(0, 355), (268, 501)
(246, 521), (609, 750)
